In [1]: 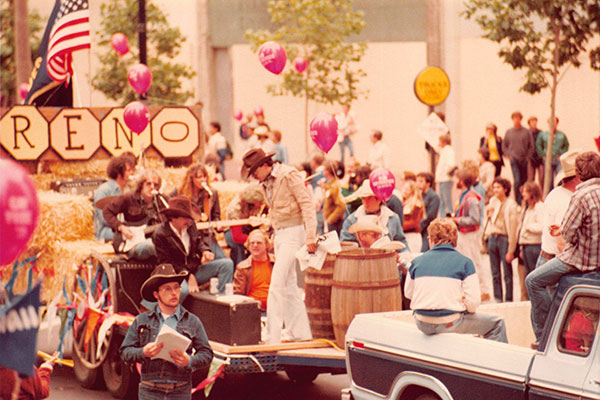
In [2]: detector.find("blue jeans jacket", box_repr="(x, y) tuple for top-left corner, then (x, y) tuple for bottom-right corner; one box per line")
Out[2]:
(120, 304), (213, 383)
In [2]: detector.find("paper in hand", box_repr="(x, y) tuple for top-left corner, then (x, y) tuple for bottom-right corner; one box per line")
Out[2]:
(296, 231), (342, 271)
(151, 324), (191, 364)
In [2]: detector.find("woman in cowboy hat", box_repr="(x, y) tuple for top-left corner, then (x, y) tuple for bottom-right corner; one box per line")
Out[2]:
(241, 148), (316, 344)
(151, 196), (234, 300)
(121, 263), (213, 399)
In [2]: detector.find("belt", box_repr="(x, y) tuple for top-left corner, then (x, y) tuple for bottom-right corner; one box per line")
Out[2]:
(141, 380), (189, 390)
(540, 250), (555, 260)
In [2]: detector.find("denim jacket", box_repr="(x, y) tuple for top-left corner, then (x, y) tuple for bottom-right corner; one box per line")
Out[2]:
(120, 304), (213, 383)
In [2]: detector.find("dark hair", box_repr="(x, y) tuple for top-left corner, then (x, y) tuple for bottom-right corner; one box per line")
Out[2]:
(416, 172), (434, 187)
(576, 152), (600, 181)
(107, 155), (131, 180)
(456, 168), (476, 188)
(311, 152), (324, 166)
(210, 121), (221, 131)
(121, 151), (137, 167)
(403, 171), (416, 181)
(511, 111), (523, 119)
(297, 161), (312, 176)
(272, 130), (282, 142)
(435, 111), (446, 122)
(522, 182), (542, 204)
(478, 147), (490, 161)
(439, 133), (451, 145)
(372, 130), (383, 141)
(492, 177), (511, 196)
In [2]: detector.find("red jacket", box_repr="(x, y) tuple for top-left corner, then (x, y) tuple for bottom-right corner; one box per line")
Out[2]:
(456, 189), (482, 234)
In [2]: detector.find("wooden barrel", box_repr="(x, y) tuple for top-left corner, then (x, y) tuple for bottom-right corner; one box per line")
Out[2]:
(304, 242), (358, 339)
(331, 248), (402, 348)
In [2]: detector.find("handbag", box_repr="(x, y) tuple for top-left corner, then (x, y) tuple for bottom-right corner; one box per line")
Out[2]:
(479, 216), (491, 255)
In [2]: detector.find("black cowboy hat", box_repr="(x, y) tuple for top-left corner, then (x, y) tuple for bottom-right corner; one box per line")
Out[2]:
(140, 263), (187, 302)
(159, 196), (196, 220)
(241, 148), (275, 180)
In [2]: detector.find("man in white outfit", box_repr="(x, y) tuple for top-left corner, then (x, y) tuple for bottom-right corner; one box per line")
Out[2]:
(241, 148), (316, 344)
(368, 130), (390, 169)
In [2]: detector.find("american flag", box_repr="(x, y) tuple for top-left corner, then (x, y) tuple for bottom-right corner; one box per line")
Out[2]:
(46, 0), (91, 82)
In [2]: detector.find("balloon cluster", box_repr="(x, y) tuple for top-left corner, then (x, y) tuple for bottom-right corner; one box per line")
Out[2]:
(0, 160), (40, 266)
(111, 32), (152, 133)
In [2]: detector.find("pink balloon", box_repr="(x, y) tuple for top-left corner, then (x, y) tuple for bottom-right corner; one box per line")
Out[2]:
(0, 160), (39, 266)
(293, 57), (308, 74)
(111, 33), (129, 56)
(254, 106), (264, 117)
(309, 112), (338, 153)
(127, 63), (152, 95)
(258, 41), (287, 75)
(369, 168), (396, 202)
(19, 83), (29, 100)
(233, 109), (243, 121)
(123, 101), (150, 134)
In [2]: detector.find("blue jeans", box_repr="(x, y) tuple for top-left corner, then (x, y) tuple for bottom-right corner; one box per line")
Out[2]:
(510, 158), (528, 205)
(521, 244), (541, 276)
(438, 181), (453, 217)
(179, 258), (234, 302)
(525, 257), (576, 340)
(339, 136), (354, 164)
(414, 313), (507, 343)
(488, 234), (512, 302)
(138, 382), (191, 400)
(535, 253), (551, 268)
(224, 229), (247, 268)
(129, 239), (156, 261)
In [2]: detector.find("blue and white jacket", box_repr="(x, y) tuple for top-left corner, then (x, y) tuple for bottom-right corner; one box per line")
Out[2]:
(404, 244), (481, 317)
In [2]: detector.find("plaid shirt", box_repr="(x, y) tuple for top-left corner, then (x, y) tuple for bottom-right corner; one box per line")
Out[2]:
(558, 178), (600, 271)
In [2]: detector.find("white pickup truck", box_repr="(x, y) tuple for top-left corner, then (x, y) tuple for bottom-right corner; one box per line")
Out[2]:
(342, 272), (600, 400)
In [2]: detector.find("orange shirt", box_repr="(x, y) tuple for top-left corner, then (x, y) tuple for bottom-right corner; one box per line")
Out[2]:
(248, 259), (272, 310)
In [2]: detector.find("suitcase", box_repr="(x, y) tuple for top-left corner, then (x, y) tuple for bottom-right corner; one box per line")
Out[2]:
(183, 292), (261, 346)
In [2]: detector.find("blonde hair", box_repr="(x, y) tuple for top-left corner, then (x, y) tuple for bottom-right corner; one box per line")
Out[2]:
(244, 229), (272, 250)
(427, 218), (458, 247)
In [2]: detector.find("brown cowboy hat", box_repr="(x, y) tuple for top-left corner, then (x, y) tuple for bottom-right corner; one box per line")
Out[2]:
(159, 196), (196, 220)
(140, 263), (188, 302)
(241, 148), (275, 180)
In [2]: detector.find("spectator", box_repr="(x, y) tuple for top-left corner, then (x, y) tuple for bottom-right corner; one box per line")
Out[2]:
(367, 129), (390, 169)
(536, 150), (582, 268)
(233, 229), (274, 310)
(528, 116), (544, 185)
(225, 184), (267, 268)
(205, 121), (227, 175)
(255, 126), (276, 153)
(348, 215), (405, 252)
(241, 148), (315, 344)
(478, 147), (496, 198)
(401, 180), (424, 252)
(255, 108), (270, 130)
(526, 151), (600, 346)
(152, 196), (234, 299)
(485, 177), (519, 302)
(416, 172), (440, 252)
(536, 116), (570, 190)
(404, 218), (507, 343)
(340, 180), (409, 252)
(479, 123), (504, 177)
(435, 133), (456, 217)
(335, 104), (358, 165)
(322, 160), (347, 236)
(502, 111), (534, 205)
(516, 182), (543, 301)
(93, 155), (135, 241)
(272, 130), (289, 164)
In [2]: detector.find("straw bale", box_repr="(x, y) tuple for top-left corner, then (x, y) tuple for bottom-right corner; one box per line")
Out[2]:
(157, 166), (187, 196)
(42, 159), (109, 178)
(213, 181), (249, 217)
(31, 173), (59, 191)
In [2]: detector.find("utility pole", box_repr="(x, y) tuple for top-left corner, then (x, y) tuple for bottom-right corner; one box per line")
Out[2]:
(14, 0), (33, 103)
(138, 0), (147, 100)
(425, 0), (443, 174)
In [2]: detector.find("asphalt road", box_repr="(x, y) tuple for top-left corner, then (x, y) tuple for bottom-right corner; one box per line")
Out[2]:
(48, 365), (349, 399)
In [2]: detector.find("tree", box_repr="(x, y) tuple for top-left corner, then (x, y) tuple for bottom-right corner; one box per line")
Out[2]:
(0, 0), (42, 107)
(246, 0), (368, 154)
(463, 0), (600, 196)
(92, 0), (195, 105)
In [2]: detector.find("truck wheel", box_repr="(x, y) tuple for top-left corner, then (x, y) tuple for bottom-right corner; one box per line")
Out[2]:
(72, 342), (104, 389)
(102, 337), (139, 398)
(284, 366), (319, 384)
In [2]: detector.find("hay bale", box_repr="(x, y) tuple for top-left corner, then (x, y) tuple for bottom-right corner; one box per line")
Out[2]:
(42, 159), (109, 178)
(212, 181), (249, 217)
(31, 173), (59, 191)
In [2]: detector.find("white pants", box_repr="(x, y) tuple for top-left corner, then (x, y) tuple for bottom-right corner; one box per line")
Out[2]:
(267, 224), (312, 343)
(456, 229), (491, 296)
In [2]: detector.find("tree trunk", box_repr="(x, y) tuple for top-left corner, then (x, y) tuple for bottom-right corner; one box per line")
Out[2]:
(304, 64), (310, 157)
(543, 15), (560, 197)
(14, 0), (32, 103)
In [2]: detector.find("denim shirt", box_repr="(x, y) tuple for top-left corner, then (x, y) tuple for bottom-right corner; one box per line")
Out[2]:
(120, 304), (213, 383)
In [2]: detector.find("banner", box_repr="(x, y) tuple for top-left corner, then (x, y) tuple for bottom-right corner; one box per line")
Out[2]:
(0, 283), (42, 376)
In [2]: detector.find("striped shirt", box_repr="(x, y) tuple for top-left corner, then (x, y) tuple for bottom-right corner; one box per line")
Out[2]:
(558, 178), (600, 271)
(405, 244), (480, 317)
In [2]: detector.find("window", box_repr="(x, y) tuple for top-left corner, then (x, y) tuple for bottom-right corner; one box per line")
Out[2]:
(558, 295), (599, 356)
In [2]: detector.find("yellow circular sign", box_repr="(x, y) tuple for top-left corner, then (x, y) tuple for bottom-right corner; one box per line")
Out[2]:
(414, 66), (450, 106)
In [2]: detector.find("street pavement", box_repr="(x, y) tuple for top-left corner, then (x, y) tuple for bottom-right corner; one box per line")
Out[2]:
(48, 365), (349, 399)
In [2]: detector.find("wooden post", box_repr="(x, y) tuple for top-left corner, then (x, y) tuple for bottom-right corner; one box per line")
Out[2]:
(425, 0), (442, 175)
(14, 0), (32, 103)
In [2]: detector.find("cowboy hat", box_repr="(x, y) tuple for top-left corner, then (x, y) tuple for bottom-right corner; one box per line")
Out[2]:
(159, 196), (195, 220)
(140, 264), (188, 302)
(371, 236), (406, 251)
(254, 126), (270, 136)
(343, 179), (376, 203)
(241, 148), (275, 180)
(556, 149), (581, 185)
(348, 215), (383, 234)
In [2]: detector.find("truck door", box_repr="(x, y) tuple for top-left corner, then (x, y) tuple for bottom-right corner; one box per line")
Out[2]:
(527, 292), (600, 400)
